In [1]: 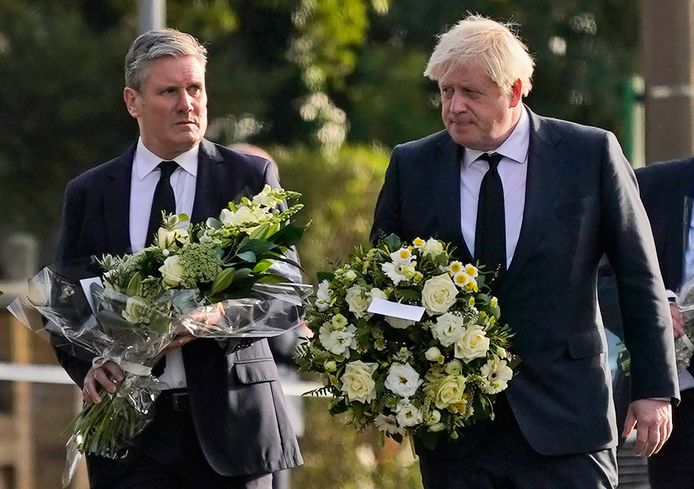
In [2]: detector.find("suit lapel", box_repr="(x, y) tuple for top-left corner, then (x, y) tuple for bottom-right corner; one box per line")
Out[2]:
(435, 135), (473, 262)
(501, 111), (561, 294)
(104, 145), (135, 255)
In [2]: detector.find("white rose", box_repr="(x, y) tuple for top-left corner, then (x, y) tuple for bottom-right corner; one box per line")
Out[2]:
(385, 316), (414, 329)
(454, 325), (490, 363)
(340, 360), (378, 403)
(395, 400), (423, 428)
(431, 313), (466, 347)
(315, 280), (332, 311)
(422, 238), (444, 257)
(342, 269), (357, 283)
(345, 285), (369, 318)
(432, 374), (467, 409)
(384, 363), (423, 398)
(421, 273), (459, 315)
(159, 255), (185, 287)
(370, 288), (388, 301)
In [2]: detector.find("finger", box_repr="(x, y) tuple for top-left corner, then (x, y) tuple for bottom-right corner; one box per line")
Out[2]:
(82, 376), (102, 404)
(101, 362), (125, 384)
(93, 368), (119, 394)
(623, 411), (637, 438)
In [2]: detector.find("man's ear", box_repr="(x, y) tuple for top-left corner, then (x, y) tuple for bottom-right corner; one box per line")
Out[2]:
(123, 87), (139, 118)
(509, 79), (523, 107)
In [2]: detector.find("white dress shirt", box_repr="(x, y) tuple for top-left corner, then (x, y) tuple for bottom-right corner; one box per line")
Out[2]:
(130, 138), (199, 389)
(460, 107), (530, 266)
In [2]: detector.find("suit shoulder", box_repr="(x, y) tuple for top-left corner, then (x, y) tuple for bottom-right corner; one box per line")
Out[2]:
(65, 154), (127, 190)
(537, 114), (610, 140)
(636, 157), (694, 182)
(393, 130), (450, 153)
(206, 141), (273, 174)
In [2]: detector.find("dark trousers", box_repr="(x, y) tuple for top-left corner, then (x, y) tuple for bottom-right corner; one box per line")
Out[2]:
(648, 388), (694, 489)
(415, 396), (617, 489)
(93, 391), (272, 489)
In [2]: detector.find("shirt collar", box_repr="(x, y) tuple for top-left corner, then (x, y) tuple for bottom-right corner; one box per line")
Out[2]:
(133, 138), (199, 180)
(462, 106), (530, 169)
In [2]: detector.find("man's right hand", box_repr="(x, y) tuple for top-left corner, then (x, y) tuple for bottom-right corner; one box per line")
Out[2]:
(82, 361), (124, 404)
(670, 302), (685, 338)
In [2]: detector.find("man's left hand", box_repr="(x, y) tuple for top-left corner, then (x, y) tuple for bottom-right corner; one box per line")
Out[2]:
(623, 398), (672, 457)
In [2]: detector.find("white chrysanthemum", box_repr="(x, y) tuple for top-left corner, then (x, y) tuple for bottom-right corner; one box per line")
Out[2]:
(384, 363), (423, 399)
(448, 260), (464, 275)
(395, 400), (424, 428)
(381, 261), (406, 285)
(390, 247), (414, 264)
(431, 313), (466, 347)
(464, 264), (479, 277)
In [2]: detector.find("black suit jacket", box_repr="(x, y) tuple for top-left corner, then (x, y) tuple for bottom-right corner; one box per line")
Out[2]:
(371, 109), (679, 456)
(54, 139), (302, 485)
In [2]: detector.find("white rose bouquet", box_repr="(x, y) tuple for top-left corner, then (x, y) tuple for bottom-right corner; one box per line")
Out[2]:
(9, 185), (310, 468)
(296, 234), (517, 448)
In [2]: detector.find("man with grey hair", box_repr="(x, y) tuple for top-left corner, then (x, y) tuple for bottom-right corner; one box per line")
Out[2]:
(371, 14), (678, 488)
(54, 28), (302, 489)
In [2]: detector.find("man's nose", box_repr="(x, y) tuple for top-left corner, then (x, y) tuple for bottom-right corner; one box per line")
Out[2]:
(448, 91), (467, 113)
(179, 92), (194, 112)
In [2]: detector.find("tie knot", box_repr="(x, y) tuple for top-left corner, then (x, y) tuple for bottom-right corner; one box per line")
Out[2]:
(158, 160), (178, 179)
(479, 153), (502, 170)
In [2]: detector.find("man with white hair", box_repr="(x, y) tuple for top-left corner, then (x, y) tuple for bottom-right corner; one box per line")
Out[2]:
(371, 14), (678, 488)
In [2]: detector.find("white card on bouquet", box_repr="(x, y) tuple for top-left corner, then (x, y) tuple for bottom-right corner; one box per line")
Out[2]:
(367, 298), (425, 321)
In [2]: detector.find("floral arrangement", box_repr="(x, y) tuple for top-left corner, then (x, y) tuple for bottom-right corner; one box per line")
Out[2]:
(296, 234), (516, 447)
(10, 185), (309, 477)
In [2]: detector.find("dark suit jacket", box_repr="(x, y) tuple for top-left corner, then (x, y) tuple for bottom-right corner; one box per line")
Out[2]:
(371, 109), (679, 456)
(54, 139), (302, 485)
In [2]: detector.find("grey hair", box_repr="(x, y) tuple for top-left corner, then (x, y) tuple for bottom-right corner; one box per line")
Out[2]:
(424, 15), (534, 96)
(124, 28), (208, 90)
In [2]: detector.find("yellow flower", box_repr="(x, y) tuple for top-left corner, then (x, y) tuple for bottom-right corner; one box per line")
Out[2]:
(490, 297), (498, 308)
(453, 272), (471, 287)
(413, 237), (426, 248)
(398, 248), (412, 261)
(464, 264), (479, 277)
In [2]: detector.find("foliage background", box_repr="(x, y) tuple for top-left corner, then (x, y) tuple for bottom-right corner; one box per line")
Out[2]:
(0, 1), (640, 487)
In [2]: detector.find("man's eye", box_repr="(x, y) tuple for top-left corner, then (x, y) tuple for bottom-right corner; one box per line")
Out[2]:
(441, 87), (453, 98)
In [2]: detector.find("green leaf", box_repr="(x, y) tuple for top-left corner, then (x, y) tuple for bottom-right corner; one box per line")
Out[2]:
(210, 268), (236, 295)
(238, 238), (277, 256)
(382, 233), (402, 250)
(125, 272), (142, 296)
(236, 250), (257, 263)
(269, 222), (307, 246)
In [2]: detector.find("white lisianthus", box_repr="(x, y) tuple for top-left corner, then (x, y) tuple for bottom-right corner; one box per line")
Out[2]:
(315, 280), (333, 311)
(395, 400), (423, 428)
(426, 409), (445, 432)
(422, 238), (444, 257)
(480, 357), (513, 394)
(324, 360), (337, 372)
(385, 316), (415, 329)
(374, 414), (406, 436)
(431, 313), (466, 347)
(455, 325), (490, 362)
(159, 255), (185, 287)
(421, 273), (459, 315)
(219, 206), (265, 227)
(122, 296), (150, 323)
(390, 247), (414, 264)
(340, 360), (378, 403)
(384, 363), (423, 398)
(432, 374), (467, 409)
(319, 323), (357, 355)
(425, 346), (445, 363)
(345, 285), (369, 318)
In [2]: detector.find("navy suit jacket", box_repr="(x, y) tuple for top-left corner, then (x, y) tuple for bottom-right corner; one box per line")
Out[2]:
(371, 109), (679, 456)
(54, 139), (302, 485)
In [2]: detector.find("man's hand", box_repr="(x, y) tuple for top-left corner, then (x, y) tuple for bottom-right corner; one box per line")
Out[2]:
(623, 399), (673, 457)
(82, 361), (124, 404)
(160, 331), (197, 354)
(670, 302), (685, 339)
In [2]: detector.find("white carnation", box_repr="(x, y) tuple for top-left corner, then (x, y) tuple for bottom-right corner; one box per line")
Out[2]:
(384, 363), (423, 399)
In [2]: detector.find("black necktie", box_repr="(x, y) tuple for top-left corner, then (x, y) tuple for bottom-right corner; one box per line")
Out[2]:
(146, 161), (178, 246)
(474, 153), (506, 287)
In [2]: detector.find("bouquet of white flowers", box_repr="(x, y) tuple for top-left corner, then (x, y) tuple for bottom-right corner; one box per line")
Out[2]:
(296, 234), (517, 447)
(675, 280), (694, 371)
(9, 185), (310, 475)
